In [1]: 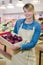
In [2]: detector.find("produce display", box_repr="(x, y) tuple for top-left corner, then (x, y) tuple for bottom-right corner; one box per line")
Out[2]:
(41, 24), (43, 30)
(2, 33), (22, 44)
(39, 34), (43, 40)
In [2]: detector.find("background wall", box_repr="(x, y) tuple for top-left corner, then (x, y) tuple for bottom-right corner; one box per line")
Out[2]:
(0, 0), (43, 14)
(0, 0), (43, 22)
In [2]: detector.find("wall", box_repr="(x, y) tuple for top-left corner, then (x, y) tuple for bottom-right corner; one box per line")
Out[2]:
(0, 0), (43, 21)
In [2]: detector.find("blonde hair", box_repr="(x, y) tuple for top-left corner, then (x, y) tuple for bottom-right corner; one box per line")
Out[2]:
(23, 3), (35, 20)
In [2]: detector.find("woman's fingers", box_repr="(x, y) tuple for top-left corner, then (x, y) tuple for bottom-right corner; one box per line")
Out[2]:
(11, 45), (20, 50)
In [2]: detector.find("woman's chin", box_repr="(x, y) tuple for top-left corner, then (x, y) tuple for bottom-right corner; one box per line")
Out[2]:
(26, 17), (32, 19)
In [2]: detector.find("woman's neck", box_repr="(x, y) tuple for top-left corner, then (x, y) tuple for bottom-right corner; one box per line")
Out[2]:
(25, 18), (33, 24)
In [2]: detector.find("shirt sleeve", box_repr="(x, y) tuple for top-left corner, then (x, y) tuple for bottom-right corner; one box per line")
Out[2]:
(13, 19), (24, 34)
(20, 24), (41, 50)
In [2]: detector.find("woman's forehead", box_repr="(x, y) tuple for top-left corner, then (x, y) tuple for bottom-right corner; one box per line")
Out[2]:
(23, 5), (34, 11)
(24, 8), (34, 12)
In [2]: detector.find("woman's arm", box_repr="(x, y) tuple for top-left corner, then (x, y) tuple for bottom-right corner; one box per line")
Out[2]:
(20, 23), (41, 50)
(13, 19), (25, 34)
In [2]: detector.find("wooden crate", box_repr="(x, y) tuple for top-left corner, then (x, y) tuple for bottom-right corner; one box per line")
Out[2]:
(0, 61), (6, 65)
(0, 57), (6, 65)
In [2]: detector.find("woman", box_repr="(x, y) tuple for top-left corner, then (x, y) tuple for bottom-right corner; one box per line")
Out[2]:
(11, 3), (41, 65)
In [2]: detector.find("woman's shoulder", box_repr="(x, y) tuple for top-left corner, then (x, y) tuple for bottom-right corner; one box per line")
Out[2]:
(33, 20), (41, 27)
(33, 20), (41, 31)
(16, 18), (25, 24)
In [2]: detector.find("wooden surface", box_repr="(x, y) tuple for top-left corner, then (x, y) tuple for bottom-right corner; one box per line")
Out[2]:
(0, 61), (6, 65)
(35, 42), (43, 65)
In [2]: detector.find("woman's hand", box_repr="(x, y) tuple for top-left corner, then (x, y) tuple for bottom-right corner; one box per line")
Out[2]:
(11, 45), (20, 50)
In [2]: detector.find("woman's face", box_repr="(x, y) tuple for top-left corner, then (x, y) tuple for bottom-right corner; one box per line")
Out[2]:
(23, 8), (34, 19)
